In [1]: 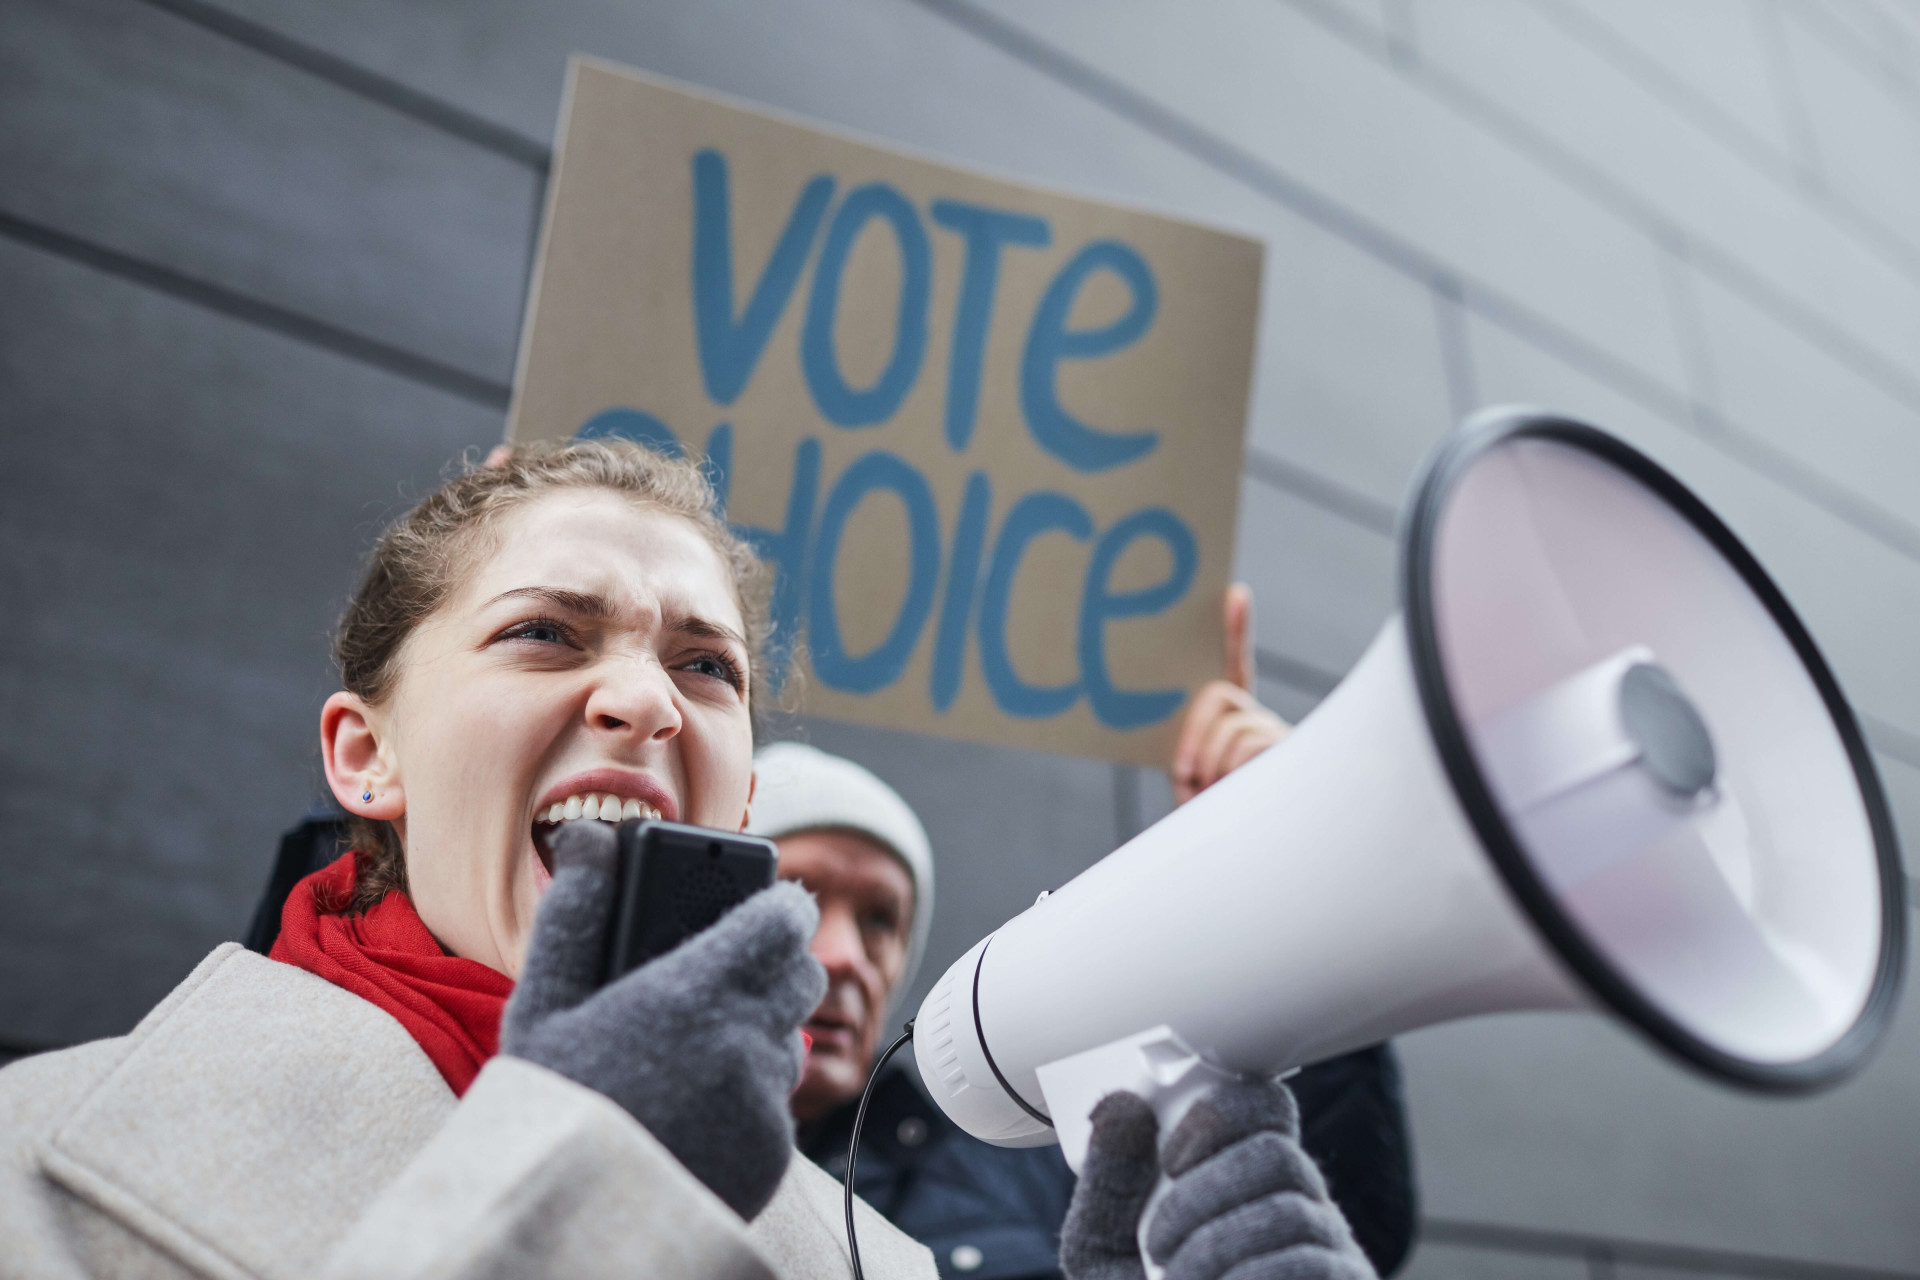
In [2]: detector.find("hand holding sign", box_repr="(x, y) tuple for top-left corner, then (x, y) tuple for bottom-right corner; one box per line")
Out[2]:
(510, 60), (1260, 764)
(1170, 584), (1291, 804)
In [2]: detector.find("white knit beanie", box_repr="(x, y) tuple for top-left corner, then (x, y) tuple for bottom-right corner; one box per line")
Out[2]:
(747, 742), (936, 1002)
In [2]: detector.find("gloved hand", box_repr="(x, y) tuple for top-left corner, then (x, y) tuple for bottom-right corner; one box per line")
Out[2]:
(1060, 1080), (1376, 1280)
(500, 820), (827, 1221)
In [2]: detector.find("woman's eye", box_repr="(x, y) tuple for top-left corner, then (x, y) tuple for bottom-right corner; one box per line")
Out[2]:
(681, 651), (746, 691)
(499, 618), (573, 646)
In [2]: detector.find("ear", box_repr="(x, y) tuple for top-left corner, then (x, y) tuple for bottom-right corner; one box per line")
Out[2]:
(322, 691), (405, 821)
(738, 769), (757, 833)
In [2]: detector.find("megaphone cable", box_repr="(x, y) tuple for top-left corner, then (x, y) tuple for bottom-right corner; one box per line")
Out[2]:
(845, 1020), (914, 1280)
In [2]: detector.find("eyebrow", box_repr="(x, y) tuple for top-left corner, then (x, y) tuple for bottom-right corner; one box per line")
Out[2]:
(674, 614), (749, 649)
(483, 585), (748, 649)
(482, 586), (617, 619)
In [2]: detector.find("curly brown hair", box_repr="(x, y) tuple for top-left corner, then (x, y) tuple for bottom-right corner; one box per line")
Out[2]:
(332, 438), (775, 914)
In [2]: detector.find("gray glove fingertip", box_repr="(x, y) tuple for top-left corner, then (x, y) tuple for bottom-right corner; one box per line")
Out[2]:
(546, 817), (618, 872)
(1163, 1079), (1299, 1179)
(690, 880), (820, 989)
(1061, 1091), (1160, 1279)
(1148, 1137), (1322, 1262)
(1183, 1245), (1371, 1280)
(503, 857), (618, 1035)
(772, 948), (829, 1028)
(1152, 1191), (1341, 1278)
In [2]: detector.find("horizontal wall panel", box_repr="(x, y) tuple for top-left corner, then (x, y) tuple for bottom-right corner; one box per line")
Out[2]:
(1555, 0), (1804, 166)
(1232, 482), (1397, 684)
(1409, 0), (1920, 393)
(1688, 268), (1920, 537)
(216, 0), (1690, 413)
(1466, 314), (1920, 751)
(1246, 216), (1457, 508)
(1784, 6), (1920, 254)
(970, 0), (1691, 399)
(0, 0), (535, 385)
(0, 237), (500, 1048)
(1396, 931), (1920, 1269)
(1400, 1241), (1585, 1280)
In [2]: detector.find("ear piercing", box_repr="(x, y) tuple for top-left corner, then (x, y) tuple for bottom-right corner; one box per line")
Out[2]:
(362, 791), (373, 803)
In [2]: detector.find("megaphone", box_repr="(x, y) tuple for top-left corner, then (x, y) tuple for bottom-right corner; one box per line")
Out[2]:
(913, 408), (1906, 1176)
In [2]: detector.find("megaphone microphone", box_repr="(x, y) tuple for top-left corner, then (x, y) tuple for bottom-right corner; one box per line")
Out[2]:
(910, 409), (1906, 1263)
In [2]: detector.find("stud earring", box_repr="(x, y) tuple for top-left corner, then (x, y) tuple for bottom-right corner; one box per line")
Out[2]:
(361, 791), (373, 803)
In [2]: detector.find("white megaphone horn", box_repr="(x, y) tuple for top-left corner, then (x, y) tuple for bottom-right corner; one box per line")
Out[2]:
(913, 409), (1907, 1193)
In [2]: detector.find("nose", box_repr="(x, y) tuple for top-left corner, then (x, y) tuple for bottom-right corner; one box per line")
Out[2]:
(583, 655), (683, 744)
(810, 899), (872, 983)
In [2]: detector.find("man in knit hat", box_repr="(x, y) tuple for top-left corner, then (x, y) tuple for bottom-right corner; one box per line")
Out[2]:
(748, 741), (936, 1126)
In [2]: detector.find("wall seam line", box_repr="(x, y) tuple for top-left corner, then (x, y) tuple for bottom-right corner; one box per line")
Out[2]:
(131, 0), (552, 173)
(1279, 0), (1920, 410)
(1422, 1215), (1920, 1279)
(905, 0), (1920, 569)
(0, 209), (512, 410)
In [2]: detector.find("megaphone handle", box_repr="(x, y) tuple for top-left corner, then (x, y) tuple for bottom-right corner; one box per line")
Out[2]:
(1134, 1064), (1233, 1280)
(1032, 1026), (1245, 1279)
(1137, 1169), (1175, 1280)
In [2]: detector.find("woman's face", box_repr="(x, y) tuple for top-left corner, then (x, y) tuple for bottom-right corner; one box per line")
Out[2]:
(323, 490), (756, 976)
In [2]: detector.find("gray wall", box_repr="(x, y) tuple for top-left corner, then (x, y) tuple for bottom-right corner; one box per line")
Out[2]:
(4, 0), (1918, 1275)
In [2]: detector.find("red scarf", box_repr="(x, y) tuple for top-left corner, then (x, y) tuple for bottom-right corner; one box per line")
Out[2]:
(270, 852), (514, 1095)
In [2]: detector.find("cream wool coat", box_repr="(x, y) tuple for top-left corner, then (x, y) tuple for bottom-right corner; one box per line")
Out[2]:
(0, 943), (935, 1280)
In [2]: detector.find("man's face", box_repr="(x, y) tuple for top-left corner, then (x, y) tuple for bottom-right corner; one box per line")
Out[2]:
(777, 828), (915, 1124)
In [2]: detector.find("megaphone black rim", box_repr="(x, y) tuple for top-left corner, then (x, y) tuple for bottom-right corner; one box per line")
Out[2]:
(1401, 410), (1907, 1093)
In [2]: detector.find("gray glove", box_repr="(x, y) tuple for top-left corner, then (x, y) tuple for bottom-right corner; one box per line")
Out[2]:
(1061, 1081), (1376, 1280)
(500, 820), (827, 1221)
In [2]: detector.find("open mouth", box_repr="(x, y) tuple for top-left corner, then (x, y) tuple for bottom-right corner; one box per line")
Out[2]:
(529, 777), (674, 884)
(804, 1009), (860, 1055)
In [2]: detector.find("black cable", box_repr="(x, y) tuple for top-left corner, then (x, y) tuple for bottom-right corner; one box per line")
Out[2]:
(846, 1020), (914, 1280)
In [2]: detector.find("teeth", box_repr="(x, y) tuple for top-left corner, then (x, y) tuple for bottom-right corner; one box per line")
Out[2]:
(536, 792), (663, 826)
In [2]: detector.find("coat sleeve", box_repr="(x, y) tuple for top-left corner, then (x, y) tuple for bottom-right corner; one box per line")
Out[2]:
(320, 1054), (777, 1280)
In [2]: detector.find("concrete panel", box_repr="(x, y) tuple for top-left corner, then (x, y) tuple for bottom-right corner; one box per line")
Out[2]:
(1247, 218), (1456, 508)
(0, 0), (536, 383)
(1396, 918), (1920, 1269)
(0, 238), (501, 1048)
(1687, 268), (1920, 536)
(1857, 0), (1920, 51)
(969, 0), (1692, 398)
(1466, 313), (1920, 750)
(1232, 483), (1396, 683)
(781, 717), (1123, 1024)
(215, 0), (1691, 407)
(1797, 0), (1920, 92)
(1782, 4), (1920, 258)
(1409, 0), (1920, 391)
(198, 0), (1469, 536)
(1399, 1241), (1586, 1280)
(1554, 0), (1803, 164)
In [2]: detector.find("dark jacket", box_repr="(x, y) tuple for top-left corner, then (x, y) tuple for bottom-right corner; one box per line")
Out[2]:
(800, 1049), (1415, 1280)
(253, 808), (1416, 1277)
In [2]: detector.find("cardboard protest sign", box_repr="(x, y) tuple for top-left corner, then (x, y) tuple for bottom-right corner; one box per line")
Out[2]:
(509, 58), (1262, 765)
